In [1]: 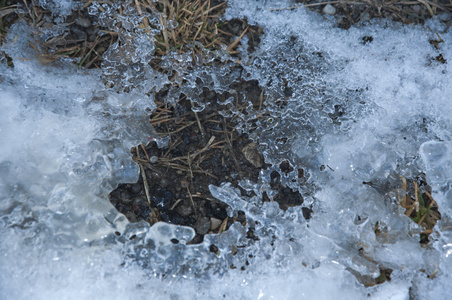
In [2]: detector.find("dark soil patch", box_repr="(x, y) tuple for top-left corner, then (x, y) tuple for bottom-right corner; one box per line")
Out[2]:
(263, 162), (311, 216)
(109, 78), (307, 243)
(106, 1), (308, 244)
(291, 0), (452, 29)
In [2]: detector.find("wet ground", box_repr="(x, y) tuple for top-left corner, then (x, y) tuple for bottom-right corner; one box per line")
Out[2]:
(109, 77), (308, 243)
(1, 1), (444, 289)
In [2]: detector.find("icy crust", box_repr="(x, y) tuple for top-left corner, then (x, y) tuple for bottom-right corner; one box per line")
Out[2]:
(223, 0), (452, 295)
(119, 221), (249, 277)
(87, 1), (166, 92)
(37, 0), (81, 17)
(219, 4), (377, 178)
(86, 0), (238, 94)
(2, 0), (452, 299)
(0, 22), (156, 298)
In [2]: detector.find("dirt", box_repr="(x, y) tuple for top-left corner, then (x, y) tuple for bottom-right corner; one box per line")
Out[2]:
(295, 0), (452, 29)
(109, 77), (308, 244)
(105, 1), (310, 243)
(4, 0), (442, 287)
(0, 0), (309, 244)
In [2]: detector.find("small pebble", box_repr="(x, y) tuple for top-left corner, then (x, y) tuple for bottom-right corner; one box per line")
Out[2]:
(323, 4), (336, 15)
(210, 217), (222, 230)
(195, 217), (211, 235)
(150, 156), (158, 163)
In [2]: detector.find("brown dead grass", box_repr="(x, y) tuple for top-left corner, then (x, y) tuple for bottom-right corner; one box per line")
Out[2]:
(146, 0), (228, 55)
(0, 1), (18, 47)
(0, 1), (117, 68)
(137, 0), (252, 61)
(397, 176), (441, 244)
(0, 0), (250, 69)
(1, 0), (450, 61)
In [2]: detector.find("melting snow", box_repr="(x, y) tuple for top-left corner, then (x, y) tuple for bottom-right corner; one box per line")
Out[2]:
(1, 0), (452, 299)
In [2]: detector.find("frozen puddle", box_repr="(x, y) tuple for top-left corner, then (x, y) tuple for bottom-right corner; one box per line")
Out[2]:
(1, 0), (452, 299)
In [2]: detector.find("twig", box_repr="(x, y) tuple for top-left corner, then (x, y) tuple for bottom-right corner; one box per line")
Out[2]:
(163, 136), (182, 158)
(136, 146), (151, 205)
(226, 27), (248, 51)
(418, 203), (433, 225)
(140, 144), (150, 161)
(158, 161), (189, 171)
(132, 156), (162, 174)
(189, 136), (215, 160)
(149, 117), (172, 126)
(0, 6), (17, 18)
(187, 151), (194, 178)
(156, 121), (196, 135)
(208, 1), (226, 13)
(187, 187), (195, 208)
(424, 191), (439, 208)
(192, 169), (219, 180)
(405, 204), (416, 217)
(170, 198), (184, 210)
(400, 176), (407, 207)
(414, 180), (420, 213)
(223, 118), (243, 177)
(218, 216), (228, 233)
(192, 101), (206, 136)
(417, 0), (435, 16)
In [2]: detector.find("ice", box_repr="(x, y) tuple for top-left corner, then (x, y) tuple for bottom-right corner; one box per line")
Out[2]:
(420, 141), (452, 186)
(420, 141), (452, 217)
(37, 0), (80, 17)
(2, 0), (452, 298)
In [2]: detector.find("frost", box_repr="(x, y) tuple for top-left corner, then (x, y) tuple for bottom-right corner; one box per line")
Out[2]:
(2, 0), (452, 299)
(37, 0), (80, 17)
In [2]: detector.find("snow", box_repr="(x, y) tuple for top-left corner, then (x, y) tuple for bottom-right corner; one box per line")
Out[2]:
(1, 0), (452, 299)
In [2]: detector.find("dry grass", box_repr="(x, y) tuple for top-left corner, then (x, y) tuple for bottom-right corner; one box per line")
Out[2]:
(148, 0), (228, 55)
(398, 176), (441, 244)
(0, 1), (18, 46)
(37, 34), (115, 68)
(1, 0), (450, 68)
(129, 94), (254, 230)
(0, 0), (250, 69)
(136, 0), (251, 60)
(0, 1), (117, 68)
